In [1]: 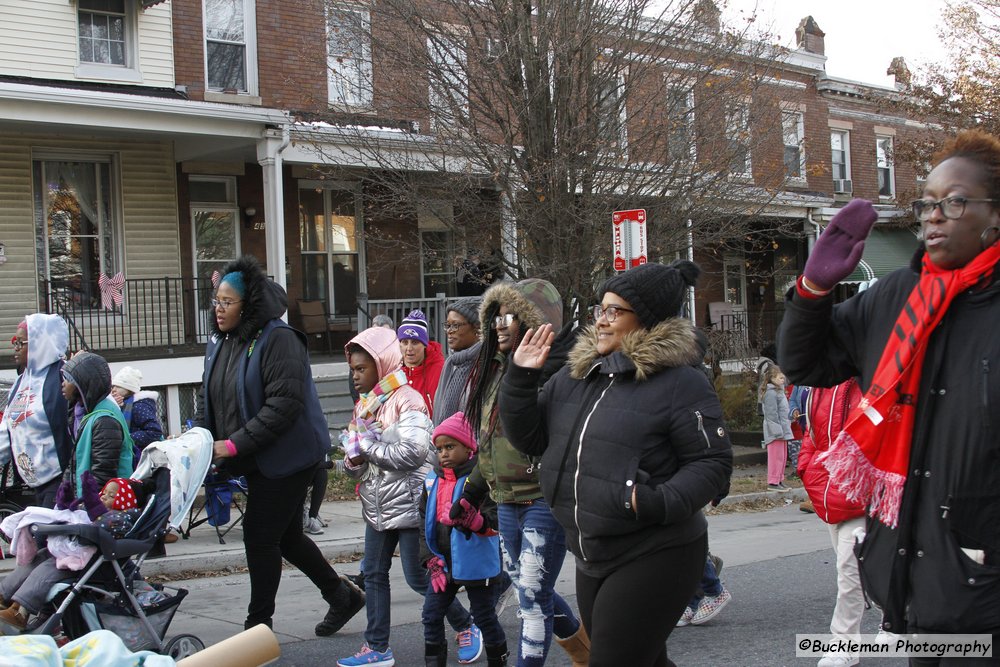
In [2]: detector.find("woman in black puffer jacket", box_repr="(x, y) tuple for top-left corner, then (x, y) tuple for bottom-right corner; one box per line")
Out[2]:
(194, 255), (364, 634)
(499, 261), (732, 667)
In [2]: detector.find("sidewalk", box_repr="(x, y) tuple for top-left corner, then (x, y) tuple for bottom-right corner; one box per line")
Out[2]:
(0, 448), (800, 579)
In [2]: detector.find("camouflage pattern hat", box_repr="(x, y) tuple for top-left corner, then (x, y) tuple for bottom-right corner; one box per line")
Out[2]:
(479, 278), (563, 332)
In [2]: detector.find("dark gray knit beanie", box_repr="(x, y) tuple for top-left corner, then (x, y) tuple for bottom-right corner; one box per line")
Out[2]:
(447, 297), (482, 327)
(599, 260), (700, 329)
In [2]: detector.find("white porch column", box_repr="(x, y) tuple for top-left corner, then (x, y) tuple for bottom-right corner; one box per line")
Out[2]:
(257, 126), (291, 299)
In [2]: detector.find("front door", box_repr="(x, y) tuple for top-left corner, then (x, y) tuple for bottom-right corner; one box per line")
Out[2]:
(190, 177), (240, 341)
(298, 183), (362, 318)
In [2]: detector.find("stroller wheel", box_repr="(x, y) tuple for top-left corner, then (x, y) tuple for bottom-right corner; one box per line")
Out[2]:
(164, 633), (205, 659)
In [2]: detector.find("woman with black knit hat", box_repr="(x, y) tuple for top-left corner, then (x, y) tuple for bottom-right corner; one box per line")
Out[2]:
(193, 254), (364, 634)
(499, 261), (733, 666)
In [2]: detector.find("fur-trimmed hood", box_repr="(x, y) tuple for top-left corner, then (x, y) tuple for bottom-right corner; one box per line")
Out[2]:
(479, 279), (563, 332)
(568, 318), (702, 382)
(210, 255), (288, 343)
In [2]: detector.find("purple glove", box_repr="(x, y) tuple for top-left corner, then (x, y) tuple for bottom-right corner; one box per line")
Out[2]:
(427, 557), (448, 593)
(803, 199), (878, 291)
(448, 498), (485, 534)
(54, 477), (75, 511)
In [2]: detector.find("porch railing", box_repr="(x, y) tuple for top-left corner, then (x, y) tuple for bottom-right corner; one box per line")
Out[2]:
(41, 278), (216, 354)
(358, 292), (456, 345)
(709, 308), (783, 361)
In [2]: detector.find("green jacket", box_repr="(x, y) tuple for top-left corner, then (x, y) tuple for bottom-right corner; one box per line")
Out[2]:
(476, 353), (542, 503)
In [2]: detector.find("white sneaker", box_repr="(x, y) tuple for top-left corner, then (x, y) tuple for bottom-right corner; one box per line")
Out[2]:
(874, 628), (899, 646)
(304, 517), (325, 535)
(817, 652), (858, 667)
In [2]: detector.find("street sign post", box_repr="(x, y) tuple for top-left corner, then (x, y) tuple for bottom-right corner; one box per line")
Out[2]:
(612, 208), (647, 272)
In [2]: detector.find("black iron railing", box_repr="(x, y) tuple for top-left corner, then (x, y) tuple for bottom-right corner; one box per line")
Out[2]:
(41, 278), (215, 354)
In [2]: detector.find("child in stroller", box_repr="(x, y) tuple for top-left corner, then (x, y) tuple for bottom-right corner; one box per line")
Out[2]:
(0, 427), (213, 658)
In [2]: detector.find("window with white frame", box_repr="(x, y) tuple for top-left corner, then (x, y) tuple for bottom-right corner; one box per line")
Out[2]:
(664, 81), (693, 162)
(876, 135), (895, 197)
(830, 130), (851, 192)
(782, 111), (805, 179)
(204, 0), (257, 94)
(327, 6), (373, 108)
(78, 0), (128, 66)
(595, 70), (627, 153)
(725, 102), (752, 176)
(428, 33), (468, 129)
(32, 154), (123, 309)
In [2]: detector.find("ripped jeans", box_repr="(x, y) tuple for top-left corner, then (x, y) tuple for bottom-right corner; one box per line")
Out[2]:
(497, 500), (580, 667)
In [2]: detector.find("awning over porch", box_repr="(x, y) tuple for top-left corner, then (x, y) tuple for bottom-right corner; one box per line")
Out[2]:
(843, 227), (919, 284)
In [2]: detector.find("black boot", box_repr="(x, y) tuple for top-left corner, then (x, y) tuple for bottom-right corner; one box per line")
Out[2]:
(486, 642), (509, 667)
(424, 641), (448, 667)
(315, 577), (365, 637)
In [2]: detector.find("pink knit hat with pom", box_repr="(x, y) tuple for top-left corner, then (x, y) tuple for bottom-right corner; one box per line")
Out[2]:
(432, 411), (478, 453)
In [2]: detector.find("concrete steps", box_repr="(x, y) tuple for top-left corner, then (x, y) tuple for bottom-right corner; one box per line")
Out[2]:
(314, 369), (354, 435)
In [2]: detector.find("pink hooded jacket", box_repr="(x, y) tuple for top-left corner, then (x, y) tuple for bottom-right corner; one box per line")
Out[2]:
(344, 327), (433, 531)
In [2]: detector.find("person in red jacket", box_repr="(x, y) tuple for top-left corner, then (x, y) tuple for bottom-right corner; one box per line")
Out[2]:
(397, 309), (445, 414)
(797, 378), (865, 667)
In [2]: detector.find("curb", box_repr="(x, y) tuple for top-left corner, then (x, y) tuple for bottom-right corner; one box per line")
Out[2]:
(140, 537), (367, 579)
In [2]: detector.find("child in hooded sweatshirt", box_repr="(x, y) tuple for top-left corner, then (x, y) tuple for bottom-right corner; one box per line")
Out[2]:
(337, 327), (481, 667)
(421, 412), (507, 667)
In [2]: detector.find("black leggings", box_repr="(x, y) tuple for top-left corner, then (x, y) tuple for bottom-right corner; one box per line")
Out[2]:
(308, 465), (328, 518)
(576, 534), (707, 667)
(243, 465), (343, 627)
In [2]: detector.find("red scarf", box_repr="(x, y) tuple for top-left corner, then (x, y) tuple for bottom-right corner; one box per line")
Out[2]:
(820, 243), (1000, 528)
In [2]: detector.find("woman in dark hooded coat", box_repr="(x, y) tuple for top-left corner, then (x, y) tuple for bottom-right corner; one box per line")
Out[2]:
(194, 255), (364, 634)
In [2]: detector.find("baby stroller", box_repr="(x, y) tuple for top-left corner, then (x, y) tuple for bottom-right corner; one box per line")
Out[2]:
(21, 428), (214, 658)
(0, 461), (36, 556)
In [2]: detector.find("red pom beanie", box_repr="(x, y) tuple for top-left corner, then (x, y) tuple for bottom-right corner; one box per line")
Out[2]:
(432, 412), (478, 453)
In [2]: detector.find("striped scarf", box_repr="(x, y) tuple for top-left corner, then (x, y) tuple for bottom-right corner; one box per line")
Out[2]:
(820, 243), (1000, 527)
(354, 369), (409, 422)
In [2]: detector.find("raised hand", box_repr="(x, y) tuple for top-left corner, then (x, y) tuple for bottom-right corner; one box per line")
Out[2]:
(427, 556), (448, 593)
(803, 199), (878, 291)
(512, 323), (555, 370)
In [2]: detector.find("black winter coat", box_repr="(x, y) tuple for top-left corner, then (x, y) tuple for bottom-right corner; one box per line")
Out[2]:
(194, 256), (331, 479)
(499, 318), (733, 577)
(778, 250), (1000, 634)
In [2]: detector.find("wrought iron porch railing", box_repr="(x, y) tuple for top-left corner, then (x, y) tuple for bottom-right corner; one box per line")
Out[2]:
(41, 278), (217, 354)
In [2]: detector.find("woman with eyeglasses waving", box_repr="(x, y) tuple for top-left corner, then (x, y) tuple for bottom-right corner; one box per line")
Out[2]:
(778, 130), (1000, 658)
(459, 279), (588, 667)
(0, 315), (71, 509)
(498, 261), (732, 666)
(193, 255), (364, 634)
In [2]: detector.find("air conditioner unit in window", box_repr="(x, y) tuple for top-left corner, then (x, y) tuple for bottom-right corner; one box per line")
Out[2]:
(833, 179), (853, 194)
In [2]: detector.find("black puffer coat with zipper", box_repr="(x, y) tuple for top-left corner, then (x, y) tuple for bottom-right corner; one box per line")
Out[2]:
(778, 248), (1000, 634)
(499, 318), (733, 577)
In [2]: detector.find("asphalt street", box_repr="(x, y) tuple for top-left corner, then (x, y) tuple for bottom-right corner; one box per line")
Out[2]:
(165, 503), (909, 666)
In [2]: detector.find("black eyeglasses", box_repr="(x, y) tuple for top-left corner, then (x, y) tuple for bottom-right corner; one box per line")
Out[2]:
(444, 322), (469, 333)
(911, 196), (999, 221)
(492, 313), (516, 329)
(592, 304), (634, 323)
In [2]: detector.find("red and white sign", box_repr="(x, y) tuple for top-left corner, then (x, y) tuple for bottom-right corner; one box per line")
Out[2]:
(612, 209), (647, 272)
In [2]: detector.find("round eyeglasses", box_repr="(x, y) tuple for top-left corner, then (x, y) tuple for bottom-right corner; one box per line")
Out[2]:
(592, 304), (634, 323)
